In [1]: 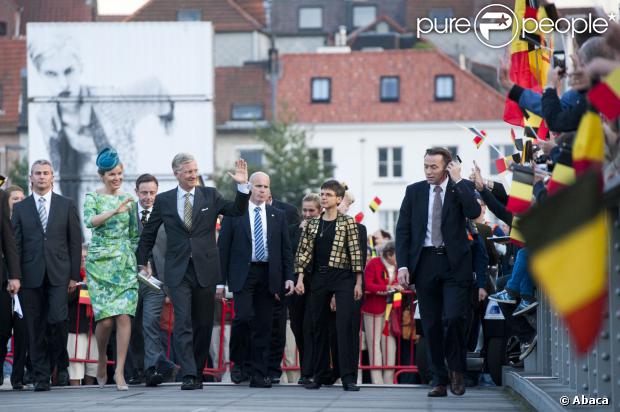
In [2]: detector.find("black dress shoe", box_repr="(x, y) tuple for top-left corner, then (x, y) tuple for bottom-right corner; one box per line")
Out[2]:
(298, 376), (312, 385)
(342, 382), (360, 391)
(181, 375), (197, 390)
(427, 385), (447, 397)
(249, 377), (272, 388)
(12, 382), (24, 391)
(231, 366), (249, 384)
(56, 369), (69, 386)
(34, 381), (51, 392)
(145, 367), (164, 387)
(305, 380), (321, 390)
(269, 376), (280, 384)
(128, 373), (145, 385)
(449, 371), (466, 396)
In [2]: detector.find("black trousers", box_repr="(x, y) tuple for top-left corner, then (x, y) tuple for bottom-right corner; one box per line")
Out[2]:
(167, 260), (215, 379)
(329, 297), (362, 381)
(230, 263), (274, 379)
(19, 277), (69, 384)
(310, 269), (356, 384)
(128, 287), (145, 377)
(268, 296), (287, 379)
(415, 248), (471, 386)
(289, 276), (313, 378)
(0, 287), (27, 384)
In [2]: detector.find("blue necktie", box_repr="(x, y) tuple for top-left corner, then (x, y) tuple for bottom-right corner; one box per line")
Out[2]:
(254, 206), (266, 261)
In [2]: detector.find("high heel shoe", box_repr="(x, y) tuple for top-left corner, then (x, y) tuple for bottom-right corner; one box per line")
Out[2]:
(114, 373), (129, 391)
(96, 374), (107, 389)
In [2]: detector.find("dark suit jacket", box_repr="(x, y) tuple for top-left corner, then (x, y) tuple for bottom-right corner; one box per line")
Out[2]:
(218, 205), (293, 294)
(395, 179), (481, 284)
(137, 208), (167, 283)
(0, 190), (20, 284)
(271, 199), (301, 227)
(11, 192), (82, 288)
(137, 186), (249, 288)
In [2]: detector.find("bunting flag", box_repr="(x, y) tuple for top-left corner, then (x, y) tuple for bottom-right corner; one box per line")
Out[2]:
(79, 288), (91, 306)
(588, 65), (620, 121)
(519, 172), (607, 354)
(511, 129), (523, 151)
(572, 109), (605, 176)
(506, 164), (534, 214)
(503, 0), (553, 127)
(383, 292), (394, 336)
(369, 196), (382, 213)
(546, 145), (575, 196)
(509, 216), (526, 247)
(354, 212), (364, 223)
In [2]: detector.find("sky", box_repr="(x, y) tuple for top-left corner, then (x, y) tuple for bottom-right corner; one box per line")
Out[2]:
(97, 0), (619, 15)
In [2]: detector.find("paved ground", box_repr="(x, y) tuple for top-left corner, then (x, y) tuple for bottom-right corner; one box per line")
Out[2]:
(0, 382), (533, 411)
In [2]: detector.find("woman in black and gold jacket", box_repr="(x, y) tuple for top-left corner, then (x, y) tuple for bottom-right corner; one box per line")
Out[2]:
(295, 180), (363, 391)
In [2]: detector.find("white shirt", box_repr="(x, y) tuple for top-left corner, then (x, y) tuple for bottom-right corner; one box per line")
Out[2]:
(33, 190), (53, 222)
(177, 187), (196, 222)
(249, 200), (268, 262)
(138, 204), (152, 223)
(423, 177), (448, 247)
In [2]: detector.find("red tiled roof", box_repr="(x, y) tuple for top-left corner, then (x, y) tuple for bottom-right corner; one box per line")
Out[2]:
(215, 65), (271, 125)
(0, 38), (26, 127)
(17, 0), (94, 34)
(277, 49), (504, 124)
(126, 0), (265, 32)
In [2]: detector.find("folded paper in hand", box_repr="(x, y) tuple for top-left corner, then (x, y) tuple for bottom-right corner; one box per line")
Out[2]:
(138, 272), (163, 291)
(12, 294), (23, 318)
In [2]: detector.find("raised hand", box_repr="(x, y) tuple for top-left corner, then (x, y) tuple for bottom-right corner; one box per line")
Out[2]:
(115, 197), (133, 215)
(227, 158), (248, 184)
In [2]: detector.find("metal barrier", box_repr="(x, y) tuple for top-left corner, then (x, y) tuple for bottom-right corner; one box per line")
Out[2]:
(518, 178), (620, 409)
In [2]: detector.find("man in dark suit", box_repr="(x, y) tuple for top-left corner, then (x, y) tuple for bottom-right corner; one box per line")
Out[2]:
(219, 172), (295, 388)
(137, 154), (249, 390)
(396, 147), (481, 397)
(12, 159), (82, 391)
(266, 194), (299, 383)
(129, 173), (175, 387)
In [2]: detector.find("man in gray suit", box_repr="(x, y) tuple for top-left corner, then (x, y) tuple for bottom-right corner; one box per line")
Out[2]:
(131, 174), (176, 387)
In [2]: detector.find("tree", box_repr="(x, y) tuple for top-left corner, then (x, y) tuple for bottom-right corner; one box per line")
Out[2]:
(8, 157), (29, 191)
(214, 121), (332, 207)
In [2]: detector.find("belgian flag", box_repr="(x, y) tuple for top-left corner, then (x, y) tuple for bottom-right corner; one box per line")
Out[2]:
(573, 108), (605, 176)
(588, 65), (620, 121)
(519, 172), (607, 354)
(506, 164), (534, 214)
(79, 287), (91, 306)
(369, 197), (382, 213)
(546, 144), (575, 196)
(509, 216), (525, 247)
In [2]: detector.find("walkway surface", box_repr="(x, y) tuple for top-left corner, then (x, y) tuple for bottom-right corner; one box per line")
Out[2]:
(0, 382), (533, 411)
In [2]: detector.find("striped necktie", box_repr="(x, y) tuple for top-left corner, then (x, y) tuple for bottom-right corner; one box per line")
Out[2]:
(253, 206), (266, 261)
(38, 197), (48, 232)
(183, 192), (192, 231)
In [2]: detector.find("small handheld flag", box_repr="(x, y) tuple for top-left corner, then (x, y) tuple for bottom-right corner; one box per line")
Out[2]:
(369, 197), (382, 213)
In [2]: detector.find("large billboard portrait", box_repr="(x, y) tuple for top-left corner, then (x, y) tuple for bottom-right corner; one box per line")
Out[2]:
(27, 22), (214, 223)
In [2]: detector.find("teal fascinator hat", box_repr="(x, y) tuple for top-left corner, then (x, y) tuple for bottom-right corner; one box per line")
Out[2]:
(96, 147), (120, 172)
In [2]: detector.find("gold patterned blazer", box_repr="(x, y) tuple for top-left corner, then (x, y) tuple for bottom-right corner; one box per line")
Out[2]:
(294, 212), (363, 274)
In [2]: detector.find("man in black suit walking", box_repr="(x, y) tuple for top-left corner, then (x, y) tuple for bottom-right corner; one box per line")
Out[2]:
(12, 160), (82, 391)
(219, 172), (295, 388)
(395, 147), (480, 397)
(137, 153), (249, 390)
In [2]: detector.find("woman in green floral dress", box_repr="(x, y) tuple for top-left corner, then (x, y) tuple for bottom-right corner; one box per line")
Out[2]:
(84, 148), (138, 391)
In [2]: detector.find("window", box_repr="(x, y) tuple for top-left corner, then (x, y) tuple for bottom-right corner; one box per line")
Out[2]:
(379, 210), (400, 235)
(231, 104), (264, 121)
(310, 147), (335, 174)
(353, 5), (377, 28)
(378, 147), (403, 178)
(298, 7), (323, 30)
(489, 144), (516, 174)
(380, 76), (399, 102)
(177, 9), (202, 21)
(0, 21), (7, 36)
(428, 8), (453, 29)
(239, 149), (263, 168)
(435, 75), (454, 101)
(311, 77), (331, 103)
